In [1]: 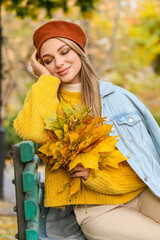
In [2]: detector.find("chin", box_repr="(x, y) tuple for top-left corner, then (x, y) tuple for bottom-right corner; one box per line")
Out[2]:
(60, 79), (71, 84)
(60, 77), (75, 84)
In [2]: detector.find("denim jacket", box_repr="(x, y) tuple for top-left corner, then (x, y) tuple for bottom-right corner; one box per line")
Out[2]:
(40, 81), (160, 240)
(100, 80), (160, 197)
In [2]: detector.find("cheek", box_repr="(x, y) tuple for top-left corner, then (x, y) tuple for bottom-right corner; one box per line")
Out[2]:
(76, 58), (82, 72)
(68, 51), (81, 65)
(72, 55), (81, 71)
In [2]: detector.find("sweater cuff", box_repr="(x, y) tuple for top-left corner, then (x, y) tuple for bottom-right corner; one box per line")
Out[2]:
(37, 74), (61, 88)
(82, 170), (96, 185)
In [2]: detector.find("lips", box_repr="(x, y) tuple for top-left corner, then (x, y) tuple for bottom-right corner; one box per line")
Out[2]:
(58, 66), (70, 75)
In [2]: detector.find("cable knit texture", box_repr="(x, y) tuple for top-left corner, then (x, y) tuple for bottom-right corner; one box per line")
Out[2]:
(13, 75), (61, 144)
(14, 75), (146, 207)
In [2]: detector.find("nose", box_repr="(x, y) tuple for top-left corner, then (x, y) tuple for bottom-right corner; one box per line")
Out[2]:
(55, 56), (64, 68)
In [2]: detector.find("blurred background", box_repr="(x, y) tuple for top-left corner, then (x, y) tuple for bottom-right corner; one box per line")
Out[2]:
(0, 0), (160, 239)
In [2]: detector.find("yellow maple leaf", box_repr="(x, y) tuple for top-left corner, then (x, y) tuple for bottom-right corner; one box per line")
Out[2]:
(38, 141), (52, 156)
(99, 150), (127, 169)
(48, 142), (60, 157)
(69, 178), (81, 199)
(68, 132), (80, 146)
(63, 124), (68, 133)
(93, 136), (118, 153)
(68, 152), (99, 171)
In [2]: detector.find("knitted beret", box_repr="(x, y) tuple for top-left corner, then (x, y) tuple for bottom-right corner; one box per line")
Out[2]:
(33, 20), (87, 58)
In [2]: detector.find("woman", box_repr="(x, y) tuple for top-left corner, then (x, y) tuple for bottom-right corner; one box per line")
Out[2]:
(14, 20), (160, 240)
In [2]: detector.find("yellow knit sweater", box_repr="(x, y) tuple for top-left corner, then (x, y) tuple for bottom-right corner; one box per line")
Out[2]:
(14, 75), (146, 207)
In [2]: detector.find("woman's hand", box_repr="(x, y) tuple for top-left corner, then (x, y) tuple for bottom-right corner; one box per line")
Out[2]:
(69, 163), (90, 181)
(30, 50), (51, 77)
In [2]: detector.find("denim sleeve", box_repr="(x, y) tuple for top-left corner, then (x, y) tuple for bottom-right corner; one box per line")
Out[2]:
(144, 106), (160, 155)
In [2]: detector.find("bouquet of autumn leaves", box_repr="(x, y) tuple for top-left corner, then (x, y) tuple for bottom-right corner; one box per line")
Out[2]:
(37, 99), (127, 199)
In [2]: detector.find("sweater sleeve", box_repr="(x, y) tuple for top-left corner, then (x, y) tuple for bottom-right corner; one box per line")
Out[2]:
(13, 75), (61, 144)
(83, 162), (146, 195)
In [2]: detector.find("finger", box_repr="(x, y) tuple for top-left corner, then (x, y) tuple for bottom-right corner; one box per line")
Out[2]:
(70, 171), (85, 178)
(76, 163), (83, 167)
(70, 169), (89, 179)
(69, 163), (84, 174)
(32, 50), (37, 58)
(71, 170), (89, 181)
(70, 166), (85, 175)
(30, 50), (38, 62)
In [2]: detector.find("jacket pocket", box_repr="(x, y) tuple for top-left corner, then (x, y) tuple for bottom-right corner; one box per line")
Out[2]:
(115, 112), (142, 142)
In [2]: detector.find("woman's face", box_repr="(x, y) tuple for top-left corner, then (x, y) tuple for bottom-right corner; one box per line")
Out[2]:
(40, 38), (82, 84)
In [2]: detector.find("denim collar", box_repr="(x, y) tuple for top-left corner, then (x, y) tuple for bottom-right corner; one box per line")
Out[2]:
(99, 80), (115, 98)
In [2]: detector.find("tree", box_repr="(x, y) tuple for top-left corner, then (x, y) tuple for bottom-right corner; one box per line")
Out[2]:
(2, 0), (99, 19)
(2, 0), (160, 131)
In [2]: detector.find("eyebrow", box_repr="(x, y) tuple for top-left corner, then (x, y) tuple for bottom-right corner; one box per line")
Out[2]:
(42, 44), (67, 59)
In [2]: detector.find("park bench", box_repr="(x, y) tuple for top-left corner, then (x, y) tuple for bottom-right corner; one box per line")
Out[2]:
(12, 140), (86, 240)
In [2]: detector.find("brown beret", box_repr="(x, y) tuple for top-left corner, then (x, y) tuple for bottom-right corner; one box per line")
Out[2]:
(33, 20), (87, 58)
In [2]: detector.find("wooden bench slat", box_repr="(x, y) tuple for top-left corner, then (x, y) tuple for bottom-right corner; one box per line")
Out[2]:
(19, 141), (36, 163)
(25, 207), (40, 240)
(24, 186), (38, 221)
(22, 155), (40, 192)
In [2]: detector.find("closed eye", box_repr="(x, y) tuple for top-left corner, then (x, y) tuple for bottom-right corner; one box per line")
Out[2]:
(43, 47), (70, 64)
(44, 59), (53, 65)
(61, 48), (70, 55)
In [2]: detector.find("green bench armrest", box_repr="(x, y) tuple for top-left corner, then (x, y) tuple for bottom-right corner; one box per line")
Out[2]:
(12, 140), (43, 240)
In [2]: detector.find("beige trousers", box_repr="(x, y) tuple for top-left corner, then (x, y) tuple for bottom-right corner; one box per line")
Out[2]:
(74, 188), (160, 240)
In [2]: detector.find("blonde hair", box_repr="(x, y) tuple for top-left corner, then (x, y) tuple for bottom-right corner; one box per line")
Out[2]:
(57, 37), (100, 117)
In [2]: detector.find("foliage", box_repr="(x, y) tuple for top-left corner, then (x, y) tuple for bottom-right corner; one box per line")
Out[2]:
(127, 1), (160, 72)
(85, 0), (160, 117)
(38, 100), (127, 199)
(154, 115), (160, 127)
(2, 0), (160, 136)
(4, 112), (22, 155)
(2, 0), (99, 19)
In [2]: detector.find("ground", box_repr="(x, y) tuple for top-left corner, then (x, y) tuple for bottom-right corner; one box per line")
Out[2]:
(0, 201), (17, 240)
